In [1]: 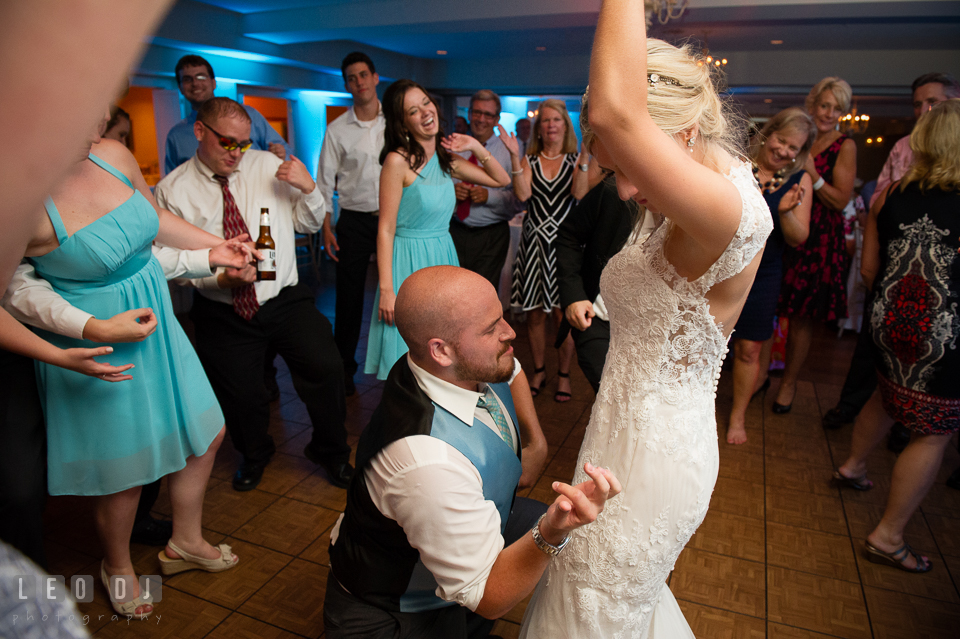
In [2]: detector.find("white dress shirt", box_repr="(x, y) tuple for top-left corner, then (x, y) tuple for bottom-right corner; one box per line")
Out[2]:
(154, 151), (325, 306)
(330, 355), (522, 612)
(3, 250), (213, 340)
(317, 103), (385, 214)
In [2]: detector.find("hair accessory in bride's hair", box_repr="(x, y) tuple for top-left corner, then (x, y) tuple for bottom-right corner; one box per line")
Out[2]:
(647, 73), (684, 91)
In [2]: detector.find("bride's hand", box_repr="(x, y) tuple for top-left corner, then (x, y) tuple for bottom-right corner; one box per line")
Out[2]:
(540, 463), (621, 543)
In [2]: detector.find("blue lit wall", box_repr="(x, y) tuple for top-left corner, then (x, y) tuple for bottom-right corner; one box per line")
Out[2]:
(290, 90), (352, 180)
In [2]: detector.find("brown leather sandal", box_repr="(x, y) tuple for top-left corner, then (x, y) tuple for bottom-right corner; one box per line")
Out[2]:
(864, 540), (931, 573)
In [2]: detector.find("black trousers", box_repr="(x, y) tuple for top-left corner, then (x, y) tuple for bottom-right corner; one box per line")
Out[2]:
(449, 220), (511, 294)
(835, 322), (880, 416)
(323, 496), (548, 639)
(572, 318), (611, 395)
(0, 350), (47, 569)
(333, 209), (379, 377)
(190, 284), (349, 466)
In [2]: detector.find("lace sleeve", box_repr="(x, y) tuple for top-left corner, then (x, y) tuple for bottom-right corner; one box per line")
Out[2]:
(701, 163), (773, 289)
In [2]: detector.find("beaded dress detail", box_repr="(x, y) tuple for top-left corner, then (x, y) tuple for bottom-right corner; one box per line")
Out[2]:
(520, 161), (771, 639)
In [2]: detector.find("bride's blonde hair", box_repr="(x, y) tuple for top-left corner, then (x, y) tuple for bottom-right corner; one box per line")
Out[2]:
(581, 38), (746, 169)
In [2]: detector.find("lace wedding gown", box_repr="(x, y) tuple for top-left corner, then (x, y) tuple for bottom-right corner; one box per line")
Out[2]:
(520, 162), (771, 639)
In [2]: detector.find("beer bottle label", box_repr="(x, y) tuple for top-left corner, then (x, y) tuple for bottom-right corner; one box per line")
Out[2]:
(258, 249), (277, 273)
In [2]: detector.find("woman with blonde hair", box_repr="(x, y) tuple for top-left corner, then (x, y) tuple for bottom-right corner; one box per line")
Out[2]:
(833, 99), (960, 572)
(773, 76), (857, 413)
(726, 107), (815, 444)
(506, 99), (594, 402)
(519, 1), (770, 636)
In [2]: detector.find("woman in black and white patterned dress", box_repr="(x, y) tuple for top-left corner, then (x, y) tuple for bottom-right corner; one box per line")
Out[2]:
(507, 99), (593, 402)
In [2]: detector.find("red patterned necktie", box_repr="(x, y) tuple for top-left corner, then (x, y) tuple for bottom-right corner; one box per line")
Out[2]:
(214, 175), (260, 320)
(454, 153), (480, 222)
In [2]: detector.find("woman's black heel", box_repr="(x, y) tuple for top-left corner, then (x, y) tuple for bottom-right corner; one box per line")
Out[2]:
(530, 366), (546, 397)
(555, 371), (572, 403)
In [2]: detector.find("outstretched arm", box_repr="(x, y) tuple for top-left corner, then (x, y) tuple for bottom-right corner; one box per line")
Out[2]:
(588, 0), (741, 255)
(444, 134), (511, 188)
(473, 463), (621, 619)
(0, 307), (135, 381)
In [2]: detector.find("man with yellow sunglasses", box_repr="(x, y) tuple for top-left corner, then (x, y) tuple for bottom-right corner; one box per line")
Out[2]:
(155, 97), (353, 493)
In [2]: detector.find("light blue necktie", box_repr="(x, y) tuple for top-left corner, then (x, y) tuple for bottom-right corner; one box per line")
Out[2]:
(477, 388), (513, 448)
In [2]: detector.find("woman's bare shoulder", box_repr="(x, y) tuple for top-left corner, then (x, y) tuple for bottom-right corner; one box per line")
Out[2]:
(91, 139), (140, 180)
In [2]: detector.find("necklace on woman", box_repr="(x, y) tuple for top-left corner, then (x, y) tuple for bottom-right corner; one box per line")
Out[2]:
(539, 151), (563, 161)
(752, 162), (785, 194)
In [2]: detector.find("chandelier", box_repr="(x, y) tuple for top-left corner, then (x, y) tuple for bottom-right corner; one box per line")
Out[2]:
(645, 0), (689, 27)
(840, 103), (870, 134)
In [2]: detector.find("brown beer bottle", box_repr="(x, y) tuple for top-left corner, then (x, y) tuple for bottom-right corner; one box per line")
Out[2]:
(256, 207), (277, 281)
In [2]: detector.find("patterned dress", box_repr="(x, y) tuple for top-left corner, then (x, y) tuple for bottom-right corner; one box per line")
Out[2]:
(871, 183), (960, 434)
(519, 162), (771, 639)
(778, 134), (852, 321)
(511, 153), (577, 312)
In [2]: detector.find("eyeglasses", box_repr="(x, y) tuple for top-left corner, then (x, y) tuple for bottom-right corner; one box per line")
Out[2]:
(469, 108), (499, 121)
(180, 73), (210, 85)
(200, 121), (253, 153)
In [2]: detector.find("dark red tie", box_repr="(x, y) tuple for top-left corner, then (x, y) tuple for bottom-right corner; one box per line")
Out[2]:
(454, 154), (480, 222)
(214, 175), (260, 320)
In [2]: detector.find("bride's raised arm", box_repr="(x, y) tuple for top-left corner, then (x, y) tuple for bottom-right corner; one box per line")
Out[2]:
(587, 0), (743, 257)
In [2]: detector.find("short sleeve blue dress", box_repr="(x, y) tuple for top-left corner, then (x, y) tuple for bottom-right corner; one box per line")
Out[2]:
(364, 153), (459, 380)
(28, 154), (224, 496)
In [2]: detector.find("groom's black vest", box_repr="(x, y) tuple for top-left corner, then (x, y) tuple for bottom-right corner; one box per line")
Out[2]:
(329, 357), (523, 613)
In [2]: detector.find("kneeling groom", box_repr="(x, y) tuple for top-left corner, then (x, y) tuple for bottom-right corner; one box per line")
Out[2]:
(324, 266), (620, 638)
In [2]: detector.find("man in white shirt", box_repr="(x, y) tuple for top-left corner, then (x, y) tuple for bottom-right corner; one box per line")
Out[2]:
(318, 52), (385, 396)
(451, 90), (522, 293)
(325, 266), (619, 639)
(156, 97), (352, 492)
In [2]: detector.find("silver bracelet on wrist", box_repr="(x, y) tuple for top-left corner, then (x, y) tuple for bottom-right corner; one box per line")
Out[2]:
(511, 169), (524, 175)
(812, 176), (825, 190)
(531, 514), (570, 557)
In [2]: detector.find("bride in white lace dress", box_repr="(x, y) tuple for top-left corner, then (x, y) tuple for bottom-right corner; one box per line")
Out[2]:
(520, 2), (772, 638)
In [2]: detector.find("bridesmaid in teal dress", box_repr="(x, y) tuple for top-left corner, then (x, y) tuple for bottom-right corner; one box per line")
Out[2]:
(365, 79), (512, 379)
(23, 117), (253, 618)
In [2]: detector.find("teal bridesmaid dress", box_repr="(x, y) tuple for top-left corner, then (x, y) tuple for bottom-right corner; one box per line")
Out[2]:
(28, 154), (224, 496)
(364, 153), (459, 380)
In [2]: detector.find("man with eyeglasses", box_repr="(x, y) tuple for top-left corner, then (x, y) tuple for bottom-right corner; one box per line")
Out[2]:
(317, 52), (385, 397)
(450, 90), (522, 293)
(154, 97), (353, 493)
(163, 54), (289, 176)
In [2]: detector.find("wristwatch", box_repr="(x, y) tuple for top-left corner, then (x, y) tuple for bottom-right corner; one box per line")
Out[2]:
(578, 163), (589, 172)
(531, 514), (570, 556)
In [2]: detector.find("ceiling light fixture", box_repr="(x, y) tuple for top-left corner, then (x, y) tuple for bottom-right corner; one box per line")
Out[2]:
(536, 46), (546, 51)
(436, 50), (447, 55)
(770, 39), (784, 45)
(695, 35), (728, 69)
(840, 102), (870, 134)
(644, 0), (689, 26)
